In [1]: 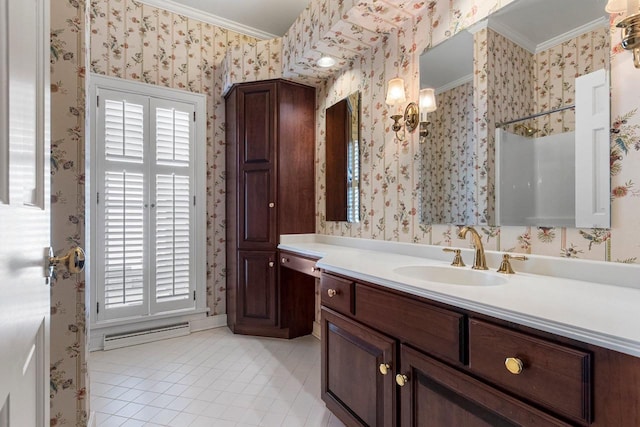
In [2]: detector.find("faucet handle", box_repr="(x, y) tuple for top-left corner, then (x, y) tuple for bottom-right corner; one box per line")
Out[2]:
(497, 254), (528, 274)
(443, 248), (466, 267)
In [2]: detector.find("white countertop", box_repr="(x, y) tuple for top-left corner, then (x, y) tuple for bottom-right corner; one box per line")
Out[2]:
(279, 234), (640, 358)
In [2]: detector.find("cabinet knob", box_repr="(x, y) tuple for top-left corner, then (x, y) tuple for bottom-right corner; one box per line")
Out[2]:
(395, 374), (409, 387)
(311, 266), (318, 273)
(379, 363), (391, 375)
(327, 289), (337, 298)
(269, 202), (275, 208)
(281, 257), (288, 263)
(505, 357), (524, 375)
(269, 262), (275, 268)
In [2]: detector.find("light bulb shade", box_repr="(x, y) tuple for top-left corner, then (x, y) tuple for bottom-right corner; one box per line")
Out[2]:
(317, 56), (336, 67)
(419, 88), (437, 113)
(385, 77), (407, 106)
(605, 0), (627, 13)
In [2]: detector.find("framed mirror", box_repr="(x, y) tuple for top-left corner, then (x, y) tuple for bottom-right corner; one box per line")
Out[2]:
(419, 0), (610, 228)
(326, 91), (360, 222)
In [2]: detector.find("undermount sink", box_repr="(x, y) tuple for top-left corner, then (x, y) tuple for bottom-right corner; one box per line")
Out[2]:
(393, 265), (507, 286)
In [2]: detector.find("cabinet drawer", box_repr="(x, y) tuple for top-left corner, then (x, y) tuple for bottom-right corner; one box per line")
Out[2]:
(320, 274), (354, 315)
(469, 319), (591, 424)
(279, 251), (320, 278)
(356, 284), (464, 364)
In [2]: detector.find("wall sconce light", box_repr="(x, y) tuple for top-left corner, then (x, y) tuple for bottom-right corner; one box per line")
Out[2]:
(607, 0), (640, 68)
(386, 77), (419, 141)
(419, 88), (437, 138)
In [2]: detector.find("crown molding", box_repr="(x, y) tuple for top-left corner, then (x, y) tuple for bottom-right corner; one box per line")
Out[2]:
(487, 16), (609, 54)
(136, 0), (278, 40)
(436, 74), (473, 94)
(487, 19), (537, 53)
(535, 17), (608, 53)
(466, 20), (488, 35)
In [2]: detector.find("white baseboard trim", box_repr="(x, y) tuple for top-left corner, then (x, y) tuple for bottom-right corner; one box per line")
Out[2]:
(88, 411), (96, 427)
(312, 321), (321, 340)
(190, 314), (228, 332)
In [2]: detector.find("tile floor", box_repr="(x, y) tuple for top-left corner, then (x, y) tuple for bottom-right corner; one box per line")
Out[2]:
(89, 327), (346, 427)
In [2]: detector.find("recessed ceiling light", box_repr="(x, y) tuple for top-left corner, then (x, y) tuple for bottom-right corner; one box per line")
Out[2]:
(317, 56), (337, 68)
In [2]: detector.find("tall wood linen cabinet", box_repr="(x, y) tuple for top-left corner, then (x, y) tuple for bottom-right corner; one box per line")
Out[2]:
(225, 79), (316, 338)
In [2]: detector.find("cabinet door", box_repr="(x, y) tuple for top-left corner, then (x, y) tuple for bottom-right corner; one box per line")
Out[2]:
(238, 83), (276, 250)
(321, 308), (395, 427)
(398, 344), (571, 427)
(237, 251), (277, 327)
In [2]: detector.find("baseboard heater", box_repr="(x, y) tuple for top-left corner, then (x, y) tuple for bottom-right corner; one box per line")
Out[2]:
(103, 322), (190, 350)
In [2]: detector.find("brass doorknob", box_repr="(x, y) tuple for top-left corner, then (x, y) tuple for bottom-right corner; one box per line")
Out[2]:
(327, 289), (337, 298)
(505, 357), (524, 375)
(396, 374), (409, 387)
(379, 363), (391, 375)
(49, 247), (85, 274)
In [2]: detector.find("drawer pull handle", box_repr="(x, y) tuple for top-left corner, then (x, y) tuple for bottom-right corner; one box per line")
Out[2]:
(395, 374), (409, 387)
(327, 289), (338, 298)
(379, 363), (391, 375)
(505, 357), (524, 375)
(281, 257), (288, 263)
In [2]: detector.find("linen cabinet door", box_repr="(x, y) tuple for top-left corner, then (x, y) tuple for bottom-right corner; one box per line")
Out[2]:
(237, 251), (278, 328)
(321, 307), (396, 427)
(397, 345), (571, 427)
(237, 83), (277, 250)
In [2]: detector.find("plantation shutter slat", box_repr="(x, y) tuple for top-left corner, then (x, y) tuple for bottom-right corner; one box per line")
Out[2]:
(155, 173), (191, 302)
(151, 103), (195, 308)
(102, 95), (146, 311)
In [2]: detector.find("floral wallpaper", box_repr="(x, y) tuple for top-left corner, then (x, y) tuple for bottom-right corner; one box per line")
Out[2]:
(421, 81), (476, 224)
(533, 27), (609, 136)
(50, 1), (89, 425)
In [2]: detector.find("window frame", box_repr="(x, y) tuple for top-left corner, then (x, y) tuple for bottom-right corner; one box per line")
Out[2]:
(88, 74), (207, 328)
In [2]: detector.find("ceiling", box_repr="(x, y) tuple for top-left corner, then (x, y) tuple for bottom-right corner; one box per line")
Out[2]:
(167, 0), (312, 38)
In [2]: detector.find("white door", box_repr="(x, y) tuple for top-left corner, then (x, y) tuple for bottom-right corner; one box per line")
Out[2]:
(0, 0), (51, 425)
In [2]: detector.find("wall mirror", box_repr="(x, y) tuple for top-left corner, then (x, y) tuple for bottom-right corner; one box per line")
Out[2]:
(419, 0), (610, 228)
(325, 91), (360, 222)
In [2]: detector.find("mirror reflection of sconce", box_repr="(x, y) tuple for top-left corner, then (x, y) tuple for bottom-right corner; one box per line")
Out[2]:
(607, 0), (640, 68)
(419, 88), (437, 138)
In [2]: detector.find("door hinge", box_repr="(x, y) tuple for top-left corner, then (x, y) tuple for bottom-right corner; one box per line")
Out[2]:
(193, 195), (196, 206)
(97, 192), (100, 204)
(97, 96), (99, 108)
(96, 302), (100, 314)
(193, 111), (196, 122)
(193, 290), (196, 301)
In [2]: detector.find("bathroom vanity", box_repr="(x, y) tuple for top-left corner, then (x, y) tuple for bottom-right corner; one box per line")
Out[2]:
(279, 235), (640, 427)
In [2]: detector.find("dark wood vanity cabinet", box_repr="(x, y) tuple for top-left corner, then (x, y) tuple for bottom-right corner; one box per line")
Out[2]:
(322, 307), (396, 427)
(225, 80), (315, 338)
(398, 344), (571, 427)
(320, 271), (640, 427)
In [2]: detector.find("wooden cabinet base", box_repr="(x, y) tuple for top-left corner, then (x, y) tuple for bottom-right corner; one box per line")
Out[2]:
(399, 344), (570, 427)
(321, 271), (640, 427)
(321, 307), (396, 427)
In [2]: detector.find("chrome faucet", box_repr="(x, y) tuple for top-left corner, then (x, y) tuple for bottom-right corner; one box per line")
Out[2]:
(458, 226), (488, 270)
